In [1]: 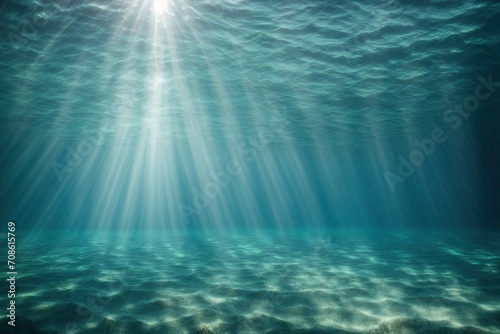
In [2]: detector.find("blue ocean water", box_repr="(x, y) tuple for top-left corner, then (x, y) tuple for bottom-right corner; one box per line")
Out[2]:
(0, 0), (499, 333)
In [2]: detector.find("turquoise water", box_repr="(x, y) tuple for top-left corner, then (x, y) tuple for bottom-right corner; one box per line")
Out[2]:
(1, 0), (500, 333)
(2, 230), (500, 333)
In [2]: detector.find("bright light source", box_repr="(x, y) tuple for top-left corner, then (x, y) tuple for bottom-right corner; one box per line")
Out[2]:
(154, 1), (165, 14)
(153, 0), (172, 16)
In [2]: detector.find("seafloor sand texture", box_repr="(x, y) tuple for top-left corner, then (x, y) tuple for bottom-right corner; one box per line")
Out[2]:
(3, 229), (500, 334)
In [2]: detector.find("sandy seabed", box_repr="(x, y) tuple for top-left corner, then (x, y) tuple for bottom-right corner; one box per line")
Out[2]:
(3, 229), (499, 334)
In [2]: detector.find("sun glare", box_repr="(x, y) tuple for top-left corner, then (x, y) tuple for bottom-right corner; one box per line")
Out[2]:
(153, 0), (171, 16)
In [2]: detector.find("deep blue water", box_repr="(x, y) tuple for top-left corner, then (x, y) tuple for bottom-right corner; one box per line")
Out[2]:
(0, 0), (499, 333)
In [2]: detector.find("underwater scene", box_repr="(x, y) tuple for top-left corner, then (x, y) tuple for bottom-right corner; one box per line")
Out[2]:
(0, 0), (500, 333)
